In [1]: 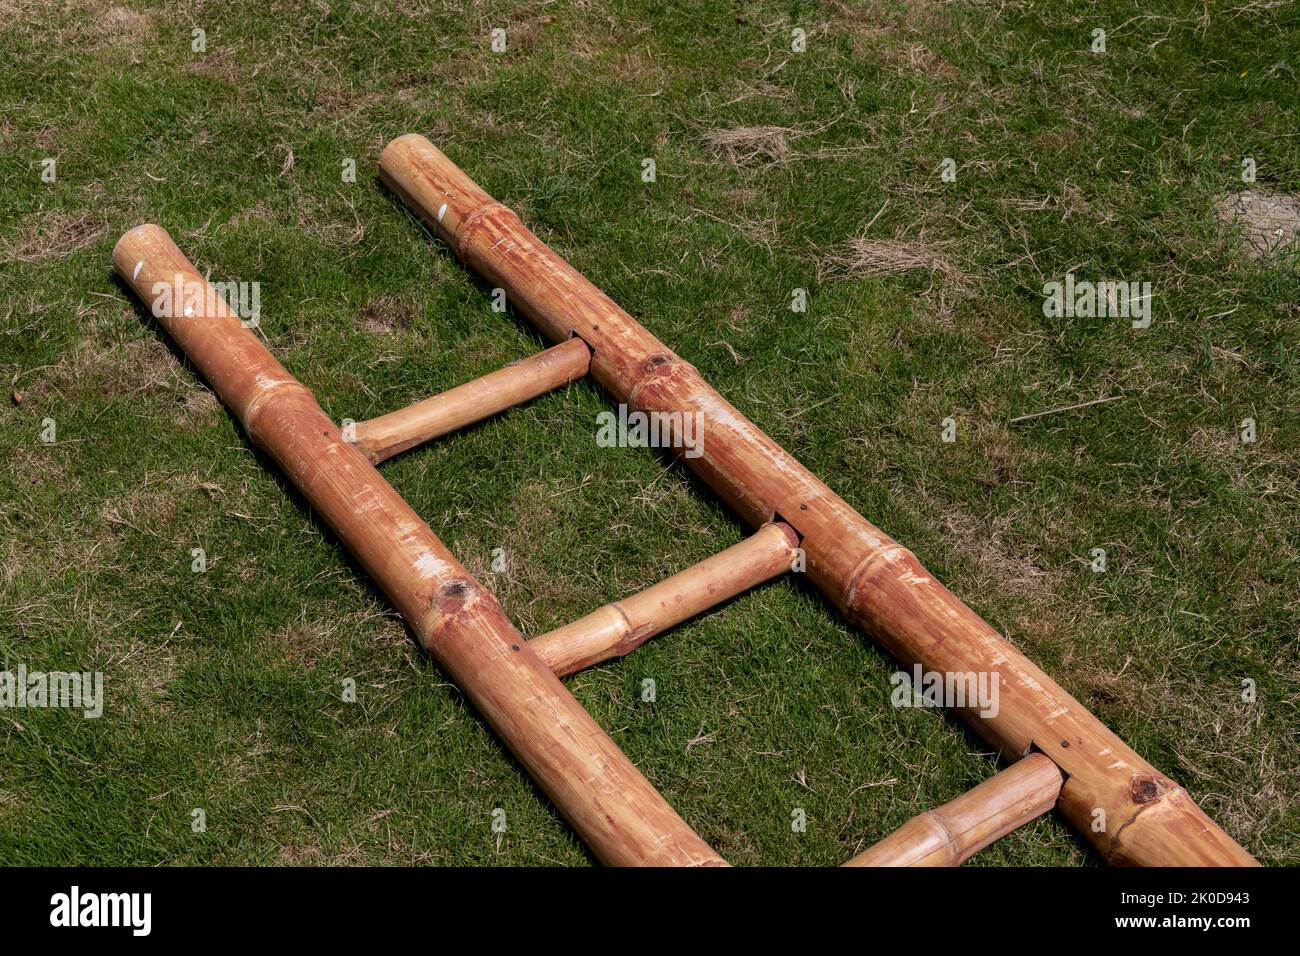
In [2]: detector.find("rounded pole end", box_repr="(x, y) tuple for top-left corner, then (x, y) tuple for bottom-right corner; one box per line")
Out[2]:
(382, 132), (433, 154)
(112, 223), (171, 280)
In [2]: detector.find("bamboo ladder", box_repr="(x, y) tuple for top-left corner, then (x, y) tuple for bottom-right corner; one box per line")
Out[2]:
(111, 134), (1259, 867)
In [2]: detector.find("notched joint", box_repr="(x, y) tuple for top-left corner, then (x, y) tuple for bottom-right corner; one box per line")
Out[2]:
(767, 513), (806, 551)
(1023, 741), (1072, 784)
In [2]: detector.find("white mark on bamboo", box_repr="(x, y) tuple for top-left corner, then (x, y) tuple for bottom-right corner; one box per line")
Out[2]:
(133, 260), (143, 280)
(352, 483), (384, 513)
(412, 551), (453, 580)
(1015, 672), (1047, 694)
(394, 517), (424, 541)
(437, 203), (447, 223)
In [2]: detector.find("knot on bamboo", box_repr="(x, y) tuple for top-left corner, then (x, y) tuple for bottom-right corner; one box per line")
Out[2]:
(416, 580), (510, 654)
(432, 578), (480, 615)
(1129, 773), (1168, 805)
(619, 348), (696, 398)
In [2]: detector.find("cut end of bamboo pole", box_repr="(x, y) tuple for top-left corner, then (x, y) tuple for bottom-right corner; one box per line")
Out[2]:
(112, 223), (169, 278)
(113, 222), (310, 433)
(379, 133), (499, 252)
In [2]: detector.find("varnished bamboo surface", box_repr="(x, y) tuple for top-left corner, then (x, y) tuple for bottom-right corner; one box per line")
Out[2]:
(531, 521), (799, 676)
(378, 134), (1258, 867)
(354, 336), (591, 463)
(843, 753), (1064, 866)
(113, 224), (725, 868)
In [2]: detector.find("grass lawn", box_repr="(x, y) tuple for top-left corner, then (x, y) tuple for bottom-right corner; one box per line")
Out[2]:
(1, 0), (1296, 866)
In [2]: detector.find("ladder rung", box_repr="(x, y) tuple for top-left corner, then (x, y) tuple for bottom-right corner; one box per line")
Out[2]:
(530, 522), (800, 677)
(353, 337), (591, 462)
(842, 753), (1064, 867)
(113, 225), (722, 866)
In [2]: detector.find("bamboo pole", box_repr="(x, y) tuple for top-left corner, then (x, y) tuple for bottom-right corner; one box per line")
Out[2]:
(379, 134), (1258, 867)
(353, 337), (591, 463)
(843, 753), (1064, 867)
(112, 224), (725, 868)
(532, 521), (799, 677)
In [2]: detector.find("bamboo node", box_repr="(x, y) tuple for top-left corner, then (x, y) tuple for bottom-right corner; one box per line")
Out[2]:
(455, 202), (513, 258)
(843, 544), (916, 608)
(242, 380), (315, 434)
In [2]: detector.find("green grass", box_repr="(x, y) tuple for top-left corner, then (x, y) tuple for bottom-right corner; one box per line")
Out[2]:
(1, 0), (1297, 865)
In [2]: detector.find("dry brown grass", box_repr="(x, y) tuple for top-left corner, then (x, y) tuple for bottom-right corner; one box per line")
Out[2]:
(701, 117), (853, 170)
(879, 40), (961, 79)
(296, 196), (366, 247)
(355, 296), (415, 335)
(4, 211), (105, 263)
(829, 230), (970, 288)
(98, 483), (179, 536)
(1155, 670), (1296, 858)
(828, 0), (951, 33)
(270, 610), (345, 668)
(41, 2), (155, 50)
(702, 126), (796, 167)
(33, 337), (181, 402)
(1214, 190), (1300, 260)
(938, 508), (1060, 600)
(97, 5), (149, 44)
(184, 44), (244, 83)
(107, 631), (179, 711)
(177, 386), (222, 430)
